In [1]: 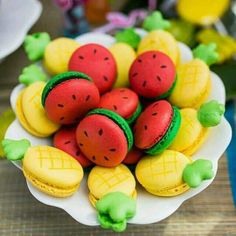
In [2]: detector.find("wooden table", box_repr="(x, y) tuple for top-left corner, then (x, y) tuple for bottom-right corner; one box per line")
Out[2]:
(0, 1), (236, 235)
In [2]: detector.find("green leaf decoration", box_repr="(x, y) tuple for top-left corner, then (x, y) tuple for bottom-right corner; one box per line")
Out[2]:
(0, 109), (15, 158)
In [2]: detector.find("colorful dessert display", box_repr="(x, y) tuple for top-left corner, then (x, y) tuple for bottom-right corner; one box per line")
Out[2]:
(2, 10), (230, 232)
(99, 88), (141, 124)
(42, 71), (100, 124)
(68, 43), (117, 94)
(129, 51), (176, 99)
(133, 100), (181, 155)
(76, 109), (133, 167)
(2, 139), (84, 197)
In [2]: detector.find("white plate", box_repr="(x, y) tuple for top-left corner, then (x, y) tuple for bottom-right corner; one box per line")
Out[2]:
(0, 0), (42, 61)
(4, 33), (232, 227)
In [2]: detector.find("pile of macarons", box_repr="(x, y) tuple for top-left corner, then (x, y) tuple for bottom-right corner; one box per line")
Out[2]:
(2, 11), (225, 232)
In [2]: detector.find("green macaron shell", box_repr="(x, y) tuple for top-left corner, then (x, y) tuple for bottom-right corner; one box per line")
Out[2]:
(126, 102), (142, 125)
(87, 108), (134, 151)
(41, 71), (92, 106)
(145, 106), (181, 155)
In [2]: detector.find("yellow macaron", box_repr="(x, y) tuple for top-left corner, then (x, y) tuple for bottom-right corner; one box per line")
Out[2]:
(137, 30), (180, 65)
(109, 43), (136, 88)
(16, 81), (60, 137)
(88, 164), (136, 207)
(2, 139), (84, 198)
(135, 150), (190, 197)
(169, 108), (208, 156)
(44, 37), (80, 75)
(169, 59), (211, 108)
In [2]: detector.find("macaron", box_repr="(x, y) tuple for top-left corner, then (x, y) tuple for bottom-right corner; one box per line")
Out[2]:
(41, 71), (100, 125)
(76, 109), (133, 167)
(133, 100), (181, 155)
(99, 88), (141, 124)
(122, 147), (143, 165)
(53, 126), (93, 167)
(88, 164), (136, 207)
(16, 81), (60, 137)
(109, 43), (136, 88)
(2, 139), (84, 198)
(137, 30), (180, 65)
(169, 59), (211, 108)
(44, 37), (80, 75)
(169, 100), (225, 156)
(129, 51), (176, 99)
(68, 43), (117, 94)
(136, 150), (214, 196)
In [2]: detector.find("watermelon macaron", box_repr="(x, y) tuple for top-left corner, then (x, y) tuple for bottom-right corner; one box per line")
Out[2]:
(129, 51), (176, 99)
(68, 43), (117, 94)
(76, 109), (133, 167)
(42, 71), (100, 125)
(99, 88), (141, 124)
(133, 100), (181, 155)
(53, 126), (93, 167)
(123, 147), (143, 165)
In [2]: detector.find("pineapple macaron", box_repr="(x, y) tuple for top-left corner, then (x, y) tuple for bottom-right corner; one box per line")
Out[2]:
(2, 139), (84, 197)
(169, 100), (225, 156)
(16, 65), (60, 137)
(139, 11), (180, 65)
(169, 43), (219, 108)
(88, 164), (137, 232)
(136, 150), (214, 197)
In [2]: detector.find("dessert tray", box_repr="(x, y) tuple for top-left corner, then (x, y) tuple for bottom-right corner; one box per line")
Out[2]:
(4, 30), (232, 227)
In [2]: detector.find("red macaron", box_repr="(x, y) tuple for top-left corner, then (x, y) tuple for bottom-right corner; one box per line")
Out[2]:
(122, 147), (143, 165)
(68, 43), (117, 94)
(99, 88), (141, 124)
(53, 126), (93, 167)
(129, 51), (176, 99)
(42, 71), (100, 125)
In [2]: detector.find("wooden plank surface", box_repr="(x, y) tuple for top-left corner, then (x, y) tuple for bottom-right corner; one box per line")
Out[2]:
(0, 0), (235, 235)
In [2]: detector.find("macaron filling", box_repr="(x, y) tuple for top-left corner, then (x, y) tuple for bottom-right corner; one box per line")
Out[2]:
(126, 102), (142, 125)
(156, 76), (177, 100)
(41, 71), (92, 106)
(145, 106), (181, 155)
(87, 109), (133, 151)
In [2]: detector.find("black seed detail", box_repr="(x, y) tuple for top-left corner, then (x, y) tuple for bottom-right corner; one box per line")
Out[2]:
(57, 104), (64, 108)
(156, 75), (162, 81)
(60, 117), (64, 121)
(138, 59), (142, 63)
(132, 72), (138, 77)
(153, 54), (156, 59)
(113, 105), (117, 110)
(109, 148), (116, 152)
(85, 95), (90, 101)
(161, 65), (167, 68)
(104, 156), (109, 161)
(142, 81), (147, 87)
(93, 49), (97, 54)
(79, 143), (83, 147)
(84, 131), (88, 137)
(152, 112), (158, 116)
(79, 55), (84, 60)
(122, 96), (128, 99)
(152, 103), (159, 108)
(98, 129), (103, 136)
(103, 76), (108, 81)
(72, 94), (76, 100)
(104, 57), (109, 61)
(76, 150), (80, 156)
(64, 141), (71, 144)
(144, 125), (148, 130)
(92, 155), (96, 160)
